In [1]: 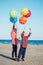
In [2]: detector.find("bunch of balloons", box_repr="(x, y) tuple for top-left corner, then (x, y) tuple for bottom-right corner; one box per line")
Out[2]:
(19, 8), (31, 24)
(9, 10), (18, 24)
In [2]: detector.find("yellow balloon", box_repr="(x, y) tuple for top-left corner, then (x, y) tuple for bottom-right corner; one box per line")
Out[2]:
(20, 8), (28, 15)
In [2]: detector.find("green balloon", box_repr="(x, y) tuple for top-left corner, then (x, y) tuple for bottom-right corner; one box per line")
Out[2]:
(9, 10), (18, 18)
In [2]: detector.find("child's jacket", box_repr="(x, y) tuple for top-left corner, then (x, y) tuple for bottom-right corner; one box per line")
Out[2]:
(21, 33), (31, 48)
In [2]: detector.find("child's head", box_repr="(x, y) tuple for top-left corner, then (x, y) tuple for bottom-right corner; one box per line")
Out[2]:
(22, 31), (27, 36)
(22, 31), (25, 34)
(22, 31), (26, 36)
(15, 29), (17, 34)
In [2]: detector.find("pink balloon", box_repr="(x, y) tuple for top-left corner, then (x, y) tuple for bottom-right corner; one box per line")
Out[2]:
(24, 10), (31, 18)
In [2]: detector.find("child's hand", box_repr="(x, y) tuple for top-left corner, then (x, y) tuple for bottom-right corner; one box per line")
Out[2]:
(19, 37), (20, 39)
(29, 28), (32, 33)
(29, 28), (31, 31)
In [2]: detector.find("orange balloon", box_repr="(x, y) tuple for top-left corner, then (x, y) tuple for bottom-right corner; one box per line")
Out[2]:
(19, 16), (27, 24)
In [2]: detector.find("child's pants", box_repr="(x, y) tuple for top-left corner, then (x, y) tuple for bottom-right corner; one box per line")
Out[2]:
(12, 44), (17, 58)
(18, 46), (26, 59)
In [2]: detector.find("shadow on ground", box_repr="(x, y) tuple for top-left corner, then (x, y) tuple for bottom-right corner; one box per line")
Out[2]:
(0, 54), (16, 61)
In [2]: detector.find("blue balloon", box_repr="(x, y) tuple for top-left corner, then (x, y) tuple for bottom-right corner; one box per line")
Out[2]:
(10, 17), (17, 23)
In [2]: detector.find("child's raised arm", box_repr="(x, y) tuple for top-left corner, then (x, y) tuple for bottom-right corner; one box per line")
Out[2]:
(27, 28), (32, 38)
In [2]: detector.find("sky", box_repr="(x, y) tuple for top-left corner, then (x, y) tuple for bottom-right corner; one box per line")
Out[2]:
(0, 0), (43, 40)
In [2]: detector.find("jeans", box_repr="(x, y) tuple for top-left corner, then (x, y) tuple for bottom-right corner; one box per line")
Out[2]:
(12, 44), (17, 58)
(18, 46), (26, 59)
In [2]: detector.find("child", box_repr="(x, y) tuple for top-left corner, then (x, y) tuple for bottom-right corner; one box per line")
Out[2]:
(17, 28), (32, 61)
(11, 25), (19, 60)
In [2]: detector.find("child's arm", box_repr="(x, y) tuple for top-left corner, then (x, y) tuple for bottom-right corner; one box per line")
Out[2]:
(10, 28), (13, 37)
(27, 33), (31, 38)
(27, 28), (32, 38)
(16, 37), (21, 40)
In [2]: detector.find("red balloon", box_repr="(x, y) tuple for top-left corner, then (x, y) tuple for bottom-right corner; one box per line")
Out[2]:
(24, 10), (31, 18)
(19, 16), (27, 24)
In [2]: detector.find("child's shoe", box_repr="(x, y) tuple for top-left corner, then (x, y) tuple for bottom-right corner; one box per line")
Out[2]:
(21, 58), (24, 61)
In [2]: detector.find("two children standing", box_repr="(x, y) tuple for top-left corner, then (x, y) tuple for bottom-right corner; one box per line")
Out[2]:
(11, 24), (32, 61)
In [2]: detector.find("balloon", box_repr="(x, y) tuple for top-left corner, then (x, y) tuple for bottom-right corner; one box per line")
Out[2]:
(9, 10), (18, 18)
(24, 10), (31, 18)
(20, 8), (28, 15)
(19, 16), (27, 24)
(10, 17), (17, 23)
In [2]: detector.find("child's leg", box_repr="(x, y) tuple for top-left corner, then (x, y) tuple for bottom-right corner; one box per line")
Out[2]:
(15, 45), (17, 58)
(18, 46), (22, 59)
(12, 45), (15, 58)
(22, 48), (26, 59)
